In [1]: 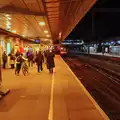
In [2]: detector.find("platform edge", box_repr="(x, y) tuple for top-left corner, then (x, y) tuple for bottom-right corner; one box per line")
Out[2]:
(60, 56), (110, 120)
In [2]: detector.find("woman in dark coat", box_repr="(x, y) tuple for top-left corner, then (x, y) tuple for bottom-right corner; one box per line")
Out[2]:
(27, 51), (34, 67)
(2, 51), (7, 69)
(46, 50), (55, 73)
(8, 52), (15, 69)
(35, 51), (44, 73)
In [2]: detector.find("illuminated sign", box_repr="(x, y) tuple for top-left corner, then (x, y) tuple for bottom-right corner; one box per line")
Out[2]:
(7, 43), (11, 55)
(117, 40), (120, 44)
(35, 39), (40, 44)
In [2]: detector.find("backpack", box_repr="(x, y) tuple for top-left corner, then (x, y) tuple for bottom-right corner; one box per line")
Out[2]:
(16, 56), (23, 63)
(10, 55), (15, 60)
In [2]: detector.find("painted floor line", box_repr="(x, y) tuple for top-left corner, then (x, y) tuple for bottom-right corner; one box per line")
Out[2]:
(60, 56), (110, 120)
(48, 73), (55, 120)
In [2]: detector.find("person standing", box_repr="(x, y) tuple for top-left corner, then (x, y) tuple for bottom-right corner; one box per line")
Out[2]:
(8, 52), (15, 69)
(2, 51), (7, 69)
(15, 54), (27, 75)
(15, 50), (20, 57)
(35, 51), (44, 73)
(15, 53), (22, 75)
(46, 50), (55, 73)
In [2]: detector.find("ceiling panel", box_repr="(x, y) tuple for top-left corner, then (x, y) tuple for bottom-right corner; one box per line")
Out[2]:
(26, 2), (41, 12)
(11, 0), (27, 9)
(48, 12), (59, 16)
(0, 0), (96, 41)
(47, 7), (59, 12)
(0, 0), (52, 39)
(45, 0), (59, 2)
(46, 2), (60, 8)
(48, 14), (59, 17)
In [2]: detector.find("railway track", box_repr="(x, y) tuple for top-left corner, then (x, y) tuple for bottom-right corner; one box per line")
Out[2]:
(63, 56), (120, 120)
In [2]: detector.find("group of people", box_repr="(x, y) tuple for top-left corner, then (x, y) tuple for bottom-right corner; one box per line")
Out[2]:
(2, 49), (55, 75)
(35, 50), (55, 73)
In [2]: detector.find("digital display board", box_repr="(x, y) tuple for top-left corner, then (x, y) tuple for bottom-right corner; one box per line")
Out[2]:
(35, 39), (40, 44)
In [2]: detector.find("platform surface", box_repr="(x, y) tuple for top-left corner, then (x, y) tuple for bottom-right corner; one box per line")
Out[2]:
(0, 55), (109, 120)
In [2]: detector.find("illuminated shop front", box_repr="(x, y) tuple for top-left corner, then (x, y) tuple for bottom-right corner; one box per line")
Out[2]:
(0, 37), (5, 54)
(7, 43), (11, 55)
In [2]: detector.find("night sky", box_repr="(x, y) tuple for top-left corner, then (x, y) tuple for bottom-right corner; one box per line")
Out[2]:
(66, 0), (120, 42)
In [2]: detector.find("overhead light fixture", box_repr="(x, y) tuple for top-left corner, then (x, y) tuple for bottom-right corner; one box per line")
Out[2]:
(39, 22), (45, 26)
(21, 34), (25, 37)
(8, 17), (11, 20)
(6, 25), (11, 29)
(44, 39), (48, 41)
(5, 14), (10, 17)
(44, 30), (48, 33)
(46, 34), (50, 37)
(11, 30), (16, 33)
(6, 21), (11, 26)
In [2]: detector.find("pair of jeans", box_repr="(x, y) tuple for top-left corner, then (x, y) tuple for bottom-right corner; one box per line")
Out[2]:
(3, 60), (7, 68)
(15, 63), (22, 74)
(29, 61), (33, 67)
(49, 68), (53, 73)
(11, 64), (14, 69)
(37, 63), (43, 72)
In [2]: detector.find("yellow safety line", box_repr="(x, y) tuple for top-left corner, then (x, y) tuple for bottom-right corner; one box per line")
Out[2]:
(48, 72), (54, 120)
(60, 56), (110, 120)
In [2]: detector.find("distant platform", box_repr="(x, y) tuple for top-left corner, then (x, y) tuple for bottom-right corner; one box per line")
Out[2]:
(68, 50), (120, 58)
(90, 52), (120, 58)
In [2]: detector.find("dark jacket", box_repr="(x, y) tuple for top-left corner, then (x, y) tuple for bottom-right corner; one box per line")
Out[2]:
(2, 53), (7, 61)
(46, 52), (55, 69)
(27, 52), (34, 61)
(9, 53), (15, 60)
(16, 55), (24, 63)
(15, 51), (20, 57)
(35, 53), (44, 65)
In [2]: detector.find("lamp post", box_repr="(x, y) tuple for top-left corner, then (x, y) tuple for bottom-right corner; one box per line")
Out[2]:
(0, 35), (10, 97)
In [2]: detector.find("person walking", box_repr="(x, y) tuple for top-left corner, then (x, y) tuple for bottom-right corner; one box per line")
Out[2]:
(46, 50), (55, 73)
(2, 51), (7, 69)
(35, 51), (44, 73)
(27, 51), (34, 67)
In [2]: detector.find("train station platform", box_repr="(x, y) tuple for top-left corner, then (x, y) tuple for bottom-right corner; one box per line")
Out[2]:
(90, 52), (120, 58)
(0, 56), (109, 120)
(69, 50), (120, 58)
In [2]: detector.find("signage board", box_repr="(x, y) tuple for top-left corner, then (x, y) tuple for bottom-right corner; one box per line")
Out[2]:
(35, 39), (40, 44)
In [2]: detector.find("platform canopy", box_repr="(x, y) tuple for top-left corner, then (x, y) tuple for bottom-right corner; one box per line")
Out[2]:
(0, 0), (96, 41)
